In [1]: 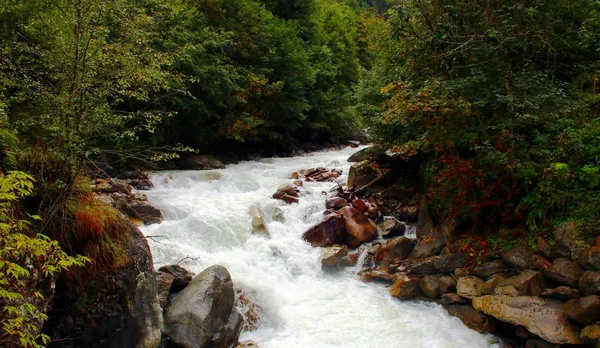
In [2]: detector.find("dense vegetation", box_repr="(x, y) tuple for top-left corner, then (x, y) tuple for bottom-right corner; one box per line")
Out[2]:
(1, 0), (599, 346)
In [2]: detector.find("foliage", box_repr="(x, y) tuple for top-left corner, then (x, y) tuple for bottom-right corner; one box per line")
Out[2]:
(0, 171), (87, 348)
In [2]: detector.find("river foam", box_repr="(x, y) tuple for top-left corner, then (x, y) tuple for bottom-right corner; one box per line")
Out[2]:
(140, 146), (499, 348)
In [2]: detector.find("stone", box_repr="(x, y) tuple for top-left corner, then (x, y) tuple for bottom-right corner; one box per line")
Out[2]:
(374, 237), (416, 265)
(339, 206), (378, 249)
(279, 194), (299, 204)
(472, 296), (584, 345)
(347, 146), (384, 163)
(495, 270), (547, 296)
(502, 247), (536, 270)
(473, 259), (507, 279)
(235, 289), (263, 332)
(200, 172), (222, 182)
(433, 253), (467, 273)
(156, 272), (175, 307)
(127, 200), (163, 225)
(444, 305), (496, 333)
(483, 275), (507, 295)
(419, 275), (457, 299)
(457, 276), (485, 299)
(562, 295), (600, 325)
(347, 160), (381, 190)
(579, 271), (600, 296)
(555, 222), (584, 259)
(537, 236), (552, 258)
(302, 214), (345, 247)
(340, 252), (360, 267)
(390, 275), (422, 299)
(359, 269), (373, 283)
(441, 293), (468, 305)
(525, 340), (559, 348)
(540, 286), (581, 300)
(164, 265), (243, 348)
(410, 237), (446, 259)
(158, 265), (195, 292)
(579, 246), (600, 271)
(408, 258), (437, 275)
(238, 340), (261, 348)
(371, 267), (394, 282)
(272, 208), (285, 223)
(533, 254), (551, 271)
(249, 204), (270, 238)
(581, 323), (600, 341)
(321, 245), (348, 268)
(543, 258), (583, 286)
(416, 202), (435, 240)
(183, 155), (225, 170)
(380, 218), (406, 239)
(325, 197), (349, 210)
(272, 184), (299, 199)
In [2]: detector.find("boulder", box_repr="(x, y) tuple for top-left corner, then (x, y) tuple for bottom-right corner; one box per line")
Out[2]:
(389, 274), (421, 299)
(183, 155), (225, 170)
(249, 204), (271, 238)
(495, 270), (547, 296)
(543, 258), (583, 287)
(321, 245), (348, 268)
(554, 222), (584, 259)
(347, 160), (381, 190)
(164, 266), (243, 348)
(127, 201), (163, 225)
(581, 323), (600, 341)
(540, 286), (581, 300)
(433, 253), (467, 273)
(441, 293), (468, 305)
(407, 258), (437, 275)
(525, 340), (559, 348)
(410, 237), (446, 259)
(473, 259), (507, 279)
(280, 194), (299, 204)
(380, 218), (406, 239)
(537, 236), (552, 258)
(419, 275), (456, 299)
(339, 206), (378, 249)
(444, 305), (496, 334)
(272, 184), (299, 199)
(235, 289), (263, 332)
(533, 254), (551, 271)
(340, 252), (360, 267)
(371, 267), (394, 282)
(457, 276), (485, 299)
(347, 146), (384, 163)
(482, 274), (507, 295)
(502, 247), (536, 270)
(579, 271), (600, 296)
(472, 296), (584, 345)
(302, 214), (345, 247)
(158, 264), (194, 292)
(416, 202), (435, 240)
(562, 295), (600, 325)
(374, 237), (416, 265)
(156, 272), (175, 308)
(579, 246), (600, 271)
(325, 197), (349, 210)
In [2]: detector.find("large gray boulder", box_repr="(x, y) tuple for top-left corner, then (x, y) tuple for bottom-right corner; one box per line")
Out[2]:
(472, 296), (584, 345)
(164, 266), (243, 348)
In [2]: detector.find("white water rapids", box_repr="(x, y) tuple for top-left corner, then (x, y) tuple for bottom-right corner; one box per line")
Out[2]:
(140, 146), (499, 348)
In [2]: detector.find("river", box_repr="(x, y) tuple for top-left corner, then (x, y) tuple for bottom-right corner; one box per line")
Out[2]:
(140, 146), (499, 348)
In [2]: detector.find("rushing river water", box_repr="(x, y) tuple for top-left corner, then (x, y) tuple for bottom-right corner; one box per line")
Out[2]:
(140, 146), (499, 348)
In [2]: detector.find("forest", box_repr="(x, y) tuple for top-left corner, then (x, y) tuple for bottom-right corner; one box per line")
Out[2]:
(0, 0), (599, 347)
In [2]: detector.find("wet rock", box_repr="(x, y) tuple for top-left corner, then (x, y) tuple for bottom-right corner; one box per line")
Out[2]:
(375, 237), (416, 265)
(444, 305), (496, 334)
(156, 272), (175, 307)
(395, 204), (419, 223)
(325, 197), (349, 210)
(441, 293), (468, 305)
(472, 296), (584, 345)
(302, 214), (345, 247)
(543, 258), (583, 287)
(473, 259), (506, 279)
(238, 340), (261, 348)
(380, 218), (406, 239)
(127, 200), (163, 225)
(540, 286), (581, 300)
(321, 245), (348, 268)
(371, 267), (394, 282)
(347, 146), (384, 163)
(433, 253), (467, 273)
(340, 252), (360, 267)
(339, 206), (378, 249)
(280, 194), (299, 204)
(273, 184), (299, 200)
(495, 270), (547, 296)
(419, 275), (456, 299)
(410, 237), (446, 259)
(348, 140), (361, 147)
(158, 265), (194, 292)
(502, 247), (536, 270)
(408, 258), (437, 275)
(164, 266), (243, 348)
(579, 271), (600, 296)
(579, 246), (600, 271)
(562, 295), (600, 325)
(347, 160), (381, 190)
(457, 276), (485, 299)
(182, 155), (225, 170)
(249, 204), (271, 238)
(390, 274), (421, 299)
(581, 323), (600, 341)
(235, 289), (263, 332)
(483, 275), (507, 295)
